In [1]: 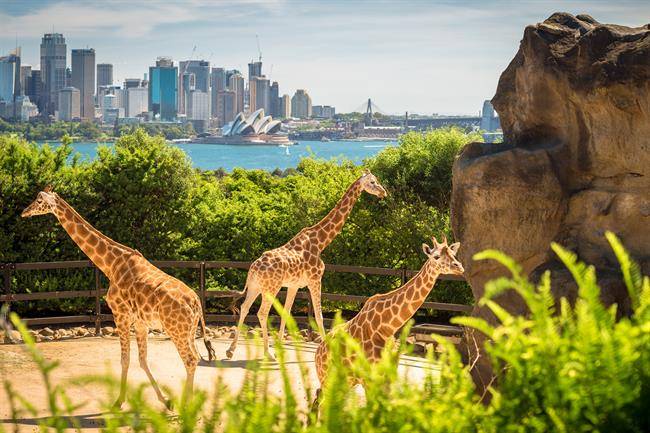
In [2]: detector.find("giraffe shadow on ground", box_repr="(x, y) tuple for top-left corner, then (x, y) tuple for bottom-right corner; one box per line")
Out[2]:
(0, 411), (126, 429)
(205, 358), (312, 371)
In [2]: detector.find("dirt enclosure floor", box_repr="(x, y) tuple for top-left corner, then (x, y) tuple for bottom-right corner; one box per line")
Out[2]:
(1, 334), (437, 432)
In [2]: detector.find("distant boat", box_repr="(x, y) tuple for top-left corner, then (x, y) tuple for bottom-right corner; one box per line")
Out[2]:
(170, 138), (192, 143)
(321, 137), (331, 142)
(278, 143), (291, 155)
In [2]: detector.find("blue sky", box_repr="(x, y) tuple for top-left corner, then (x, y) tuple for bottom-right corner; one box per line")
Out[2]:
(1, 0), (647, 114)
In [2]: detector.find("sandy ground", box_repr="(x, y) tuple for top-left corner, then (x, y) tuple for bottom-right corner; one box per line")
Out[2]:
(0, 334), (438, 432)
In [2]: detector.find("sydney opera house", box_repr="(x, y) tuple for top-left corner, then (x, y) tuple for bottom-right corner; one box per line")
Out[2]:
(197, 109), (294, 145)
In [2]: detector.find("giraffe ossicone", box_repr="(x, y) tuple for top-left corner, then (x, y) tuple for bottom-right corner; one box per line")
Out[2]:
(314, 234), (464, 394)
(226, 170), (388, 360)
(21, 188), (215, 408)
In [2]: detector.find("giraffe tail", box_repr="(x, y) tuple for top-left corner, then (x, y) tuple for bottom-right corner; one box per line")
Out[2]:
(228, 284), (247, 317)
(199, 314), (216, 362)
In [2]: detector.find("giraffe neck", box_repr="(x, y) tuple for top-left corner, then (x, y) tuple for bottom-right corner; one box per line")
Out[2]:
(52, 196), (134, 278)
(309, 179), (363, 251)
(379, 260), (440, 333)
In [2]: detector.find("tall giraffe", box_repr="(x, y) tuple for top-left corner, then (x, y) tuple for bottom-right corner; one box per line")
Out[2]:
(21, 187), (215, 408)
(314, 235), (463, 390)
(226, 170), (387, 359)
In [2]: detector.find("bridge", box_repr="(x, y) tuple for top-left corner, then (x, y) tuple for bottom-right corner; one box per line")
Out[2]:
(352, 98), (500, 132)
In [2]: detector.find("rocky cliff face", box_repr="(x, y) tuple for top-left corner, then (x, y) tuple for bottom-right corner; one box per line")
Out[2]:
(451, 13), (649, 392)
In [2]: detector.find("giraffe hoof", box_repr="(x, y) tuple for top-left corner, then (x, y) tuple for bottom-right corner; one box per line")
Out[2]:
(111, 399), (124, 410)
(165, 399), (174, 411)
(226, 349), (234, 359)
(264, 352), (276, 362)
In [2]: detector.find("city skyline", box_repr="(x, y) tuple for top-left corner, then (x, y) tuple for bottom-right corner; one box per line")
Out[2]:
(1, 0), (648, 115)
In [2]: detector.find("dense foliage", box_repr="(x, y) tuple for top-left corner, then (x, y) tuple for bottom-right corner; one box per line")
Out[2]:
(0, 119), (195, 141)
(0, 128), (476, 317)
(2, 235), (648, 432)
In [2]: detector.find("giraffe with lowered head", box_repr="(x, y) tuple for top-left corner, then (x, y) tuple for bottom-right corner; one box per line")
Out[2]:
(21, 187), (215, 408)
(314, 234), (463, 392)
(227, 170), (388, 359)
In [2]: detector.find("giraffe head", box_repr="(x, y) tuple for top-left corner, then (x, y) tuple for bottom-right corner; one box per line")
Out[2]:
(422, 234), (464, 275)
(21, 186), (58, 218)
(359, 169), (388, 198)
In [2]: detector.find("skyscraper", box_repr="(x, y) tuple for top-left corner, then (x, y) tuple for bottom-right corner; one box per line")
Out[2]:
(280, 94), (291, 119)
(178, 60), (210, 116)
(26, 69), (43, 111)
(217, 89), (236, 125)
(58, 87), (80, 121)
(270, 81), (279, 117)
(40, 33), (66, 115)
(71, 48), (95, 120)
(247, 61), (262, 80)
(19, 65), (31, 96)
(211, 67), (226, 121)
(291, 89), (312, 119)
(96, 63), (113, 96)
(149, 57), (178, 121)
(125, 86), (148, 118)
(0, 51), (21, 119)
(0, 55), (18, 103)
(228, 72), (245, 115)
(249, 75), (270, 114)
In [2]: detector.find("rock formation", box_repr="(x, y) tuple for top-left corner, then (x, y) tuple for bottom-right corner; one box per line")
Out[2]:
(451, 13), (650, 393)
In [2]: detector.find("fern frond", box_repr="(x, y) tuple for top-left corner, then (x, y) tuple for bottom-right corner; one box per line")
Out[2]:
(606, 231), (643, 310)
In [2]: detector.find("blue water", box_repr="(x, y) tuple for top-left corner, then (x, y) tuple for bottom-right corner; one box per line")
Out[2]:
(51, 140), (396, 171)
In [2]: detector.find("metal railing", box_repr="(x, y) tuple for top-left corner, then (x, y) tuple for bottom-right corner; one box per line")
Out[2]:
(0, 260), (471, 336)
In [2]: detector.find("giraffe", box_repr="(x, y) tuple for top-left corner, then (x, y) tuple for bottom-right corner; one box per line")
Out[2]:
(21, 187), (215, 408)
(226, 170), (388, 360)
(313, 234), (463, 395)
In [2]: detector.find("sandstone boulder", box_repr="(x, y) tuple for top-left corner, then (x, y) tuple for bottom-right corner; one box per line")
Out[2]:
(451, 13), (650, 393)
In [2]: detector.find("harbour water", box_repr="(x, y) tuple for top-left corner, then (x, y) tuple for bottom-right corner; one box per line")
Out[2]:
(48, 140), (396, 171)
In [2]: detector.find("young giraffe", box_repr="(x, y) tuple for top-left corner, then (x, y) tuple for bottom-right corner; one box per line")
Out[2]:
(314, 235), (463, 395)
(21, 187), (215, 408)
(226, 170), (388, 359)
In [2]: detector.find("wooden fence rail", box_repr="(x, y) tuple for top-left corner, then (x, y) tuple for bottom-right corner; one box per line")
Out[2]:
(0, 260), (472, 336)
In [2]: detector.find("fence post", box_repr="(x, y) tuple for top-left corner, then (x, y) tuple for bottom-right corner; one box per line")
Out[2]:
(199, 262), (206, 322)
(2, 264), (12, 313)
(94, 267), (101, 335)
(401, 268), (408, 285)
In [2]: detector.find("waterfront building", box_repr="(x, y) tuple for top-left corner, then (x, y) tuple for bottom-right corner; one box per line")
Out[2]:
(217, 89), (236, 125)
(228, 72), (245, 115)
(178, 60), (210, 116)
(58, 86), (80, 121)
(125, 86), (148, 117)
(149, 57), (178, 121)
(249, 75), (270, 114)
(211, 67), (227, 121)
(102, 92), (123, 124)
(40, 33), (67, 115)
(13, 95), (38, 121)
(280, 94), (291, 119)
(96, 63), (113, 96)
(71, 48), (95, 120)
(270, 81), (279, 117)
(291, 89), (312, 119)
(188, 89), (210, 132)
(313, 105), (335, 119)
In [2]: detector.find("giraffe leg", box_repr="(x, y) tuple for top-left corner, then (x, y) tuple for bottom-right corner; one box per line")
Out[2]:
(308, 280), (326, 338)
(226, 286), (259, 359)
(278, 286), (299, 341)
(112, 313), (133, 409)
(170, 329), (199, 406)
(257, 295), (275, 360)
(134, 322), (167, 406)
